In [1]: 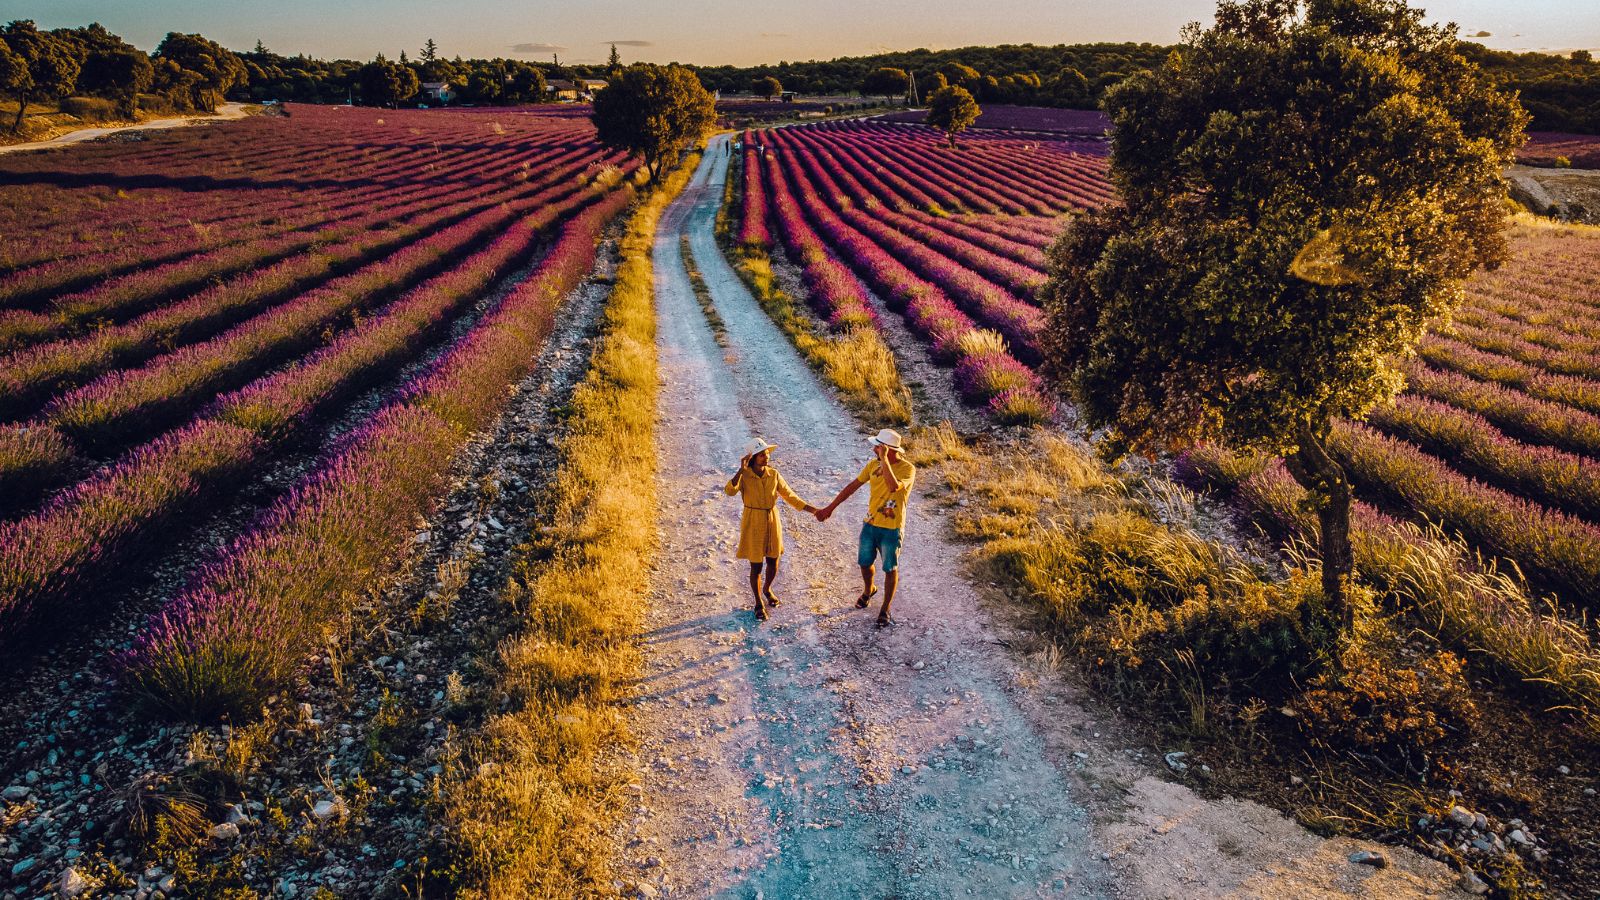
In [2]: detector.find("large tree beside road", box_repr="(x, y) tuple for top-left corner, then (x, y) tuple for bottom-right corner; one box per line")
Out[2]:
(592, 63), (716, 182)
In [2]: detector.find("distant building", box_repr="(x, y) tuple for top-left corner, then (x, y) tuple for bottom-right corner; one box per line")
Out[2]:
(420, 82), (456, 104)
(548, 78), (608, 101)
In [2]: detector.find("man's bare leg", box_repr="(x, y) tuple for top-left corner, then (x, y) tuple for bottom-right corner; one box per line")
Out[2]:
(763, 556), (781, 606)
(878, 569), (898, 624)
(857, 564), (877, 608)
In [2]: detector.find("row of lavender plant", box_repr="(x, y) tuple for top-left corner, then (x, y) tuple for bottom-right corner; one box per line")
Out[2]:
(737, 131), (770, 250)
(0, 130), (560, 311)
(759, 135), (1052, 422)
(1405, 363), (1600, 459)
(0, 177), (630, 644)
(38, 171), (605, 457)
(1365, 393), (1600, 522)
(118, 185), (636, 719)
(1177, 445), (1600, 717)
(0, 139), (596, 352)
(1416, 338), (1600, 418)
(1328, 420), (1600, 603)
(0, 146), (609, 423)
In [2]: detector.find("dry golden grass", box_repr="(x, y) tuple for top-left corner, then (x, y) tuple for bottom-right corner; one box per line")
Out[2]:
(731, 249), (912, 426)
(443, 151), (701, 898)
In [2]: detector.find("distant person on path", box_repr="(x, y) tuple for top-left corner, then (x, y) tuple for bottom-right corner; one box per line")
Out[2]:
(816, 429), (916, 627)
(725, 438), (819, 621)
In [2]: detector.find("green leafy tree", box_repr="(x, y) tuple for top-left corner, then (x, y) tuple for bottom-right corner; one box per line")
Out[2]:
(607, 43), (622, 73)
(154, 32), (246, 112)
(505, 60), (546, 104)
(937, 62), (980, 90)
(591, 63), (715, 181)
(358, 55), (418, 107)
(924, 84), (979, 148)
(1049, 66), (1090, 106)
(1, 21), (81, 132)
(752, 74), (782, 100)
(863, 66), (909, 102)
(422, 38), (439, 62)
(1038, 0), (1527, 627)
(60, 23), (153, 117)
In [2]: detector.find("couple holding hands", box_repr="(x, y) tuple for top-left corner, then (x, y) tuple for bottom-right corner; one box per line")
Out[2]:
(723, 428), (915, 626)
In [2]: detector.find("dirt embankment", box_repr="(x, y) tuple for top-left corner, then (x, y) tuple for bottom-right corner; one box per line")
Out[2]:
(1507, 164), (1600, 223)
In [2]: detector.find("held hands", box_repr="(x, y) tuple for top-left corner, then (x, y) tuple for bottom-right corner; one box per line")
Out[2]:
(813, 506), (832, 522)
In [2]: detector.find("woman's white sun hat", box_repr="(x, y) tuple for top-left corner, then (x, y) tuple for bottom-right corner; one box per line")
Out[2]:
(742, 437), (777, 457)
(869, 428), (904, 451)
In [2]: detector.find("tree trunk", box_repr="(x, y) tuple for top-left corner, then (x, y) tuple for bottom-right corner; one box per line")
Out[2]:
(1284, 423), (1354, 632)
(12, 94), (26, 134)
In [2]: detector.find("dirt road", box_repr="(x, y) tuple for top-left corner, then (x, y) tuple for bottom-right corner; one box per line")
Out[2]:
(613, 134), (1470, 899)
(0, 102), (250, 155)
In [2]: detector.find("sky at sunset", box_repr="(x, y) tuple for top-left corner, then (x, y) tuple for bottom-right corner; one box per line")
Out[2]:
(7, 0), (1598, 66)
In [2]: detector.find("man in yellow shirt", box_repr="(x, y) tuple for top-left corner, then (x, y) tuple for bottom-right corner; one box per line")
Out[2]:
(817, 429), (915, 627)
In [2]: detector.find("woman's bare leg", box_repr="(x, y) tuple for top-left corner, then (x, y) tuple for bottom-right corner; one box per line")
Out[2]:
(749, 562), (768, 619)
(763, 556), (781, 606)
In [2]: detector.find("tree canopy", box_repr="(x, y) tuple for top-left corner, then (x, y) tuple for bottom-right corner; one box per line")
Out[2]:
(1, 21), (81, 131)
(591, 63), (715, 181)
(862, 66), (909, 101)
(358, 55), (419, 107)
(1039, 0), (1527, 621)
(154, 32), (245, 112)
(752, 74), (782, 100)
(925, 85), (980, 147)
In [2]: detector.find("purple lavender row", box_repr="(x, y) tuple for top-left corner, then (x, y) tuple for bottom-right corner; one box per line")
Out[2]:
(0, 173), (630, 647)
(0, 145), (609, 423)
(1328, 420), (1600, 604)
(120, 186), (636, 719)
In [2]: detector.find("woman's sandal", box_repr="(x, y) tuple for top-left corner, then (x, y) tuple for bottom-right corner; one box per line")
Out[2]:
(876, 614), (895, 628)
(754, 603), (769, 622)
(764, 592), (781, 608)
(856, 586), (878, 609)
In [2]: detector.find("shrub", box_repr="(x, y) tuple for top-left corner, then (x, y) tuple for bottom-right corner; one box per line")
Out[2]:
(60, 96), (119, 123)
(1554, 155), (1573, 169)
(1294, 642), (1479, 776)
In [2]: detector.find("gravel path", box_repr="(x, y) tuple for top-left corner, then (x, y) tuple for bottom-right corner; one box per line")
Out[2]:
(0, 103), (251, 155)
(612, 136), (1471, 900)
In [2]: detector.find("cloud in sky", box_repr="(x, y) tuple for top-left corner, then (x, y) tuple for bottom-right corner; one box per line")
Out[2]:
(759, 32), (790, 38)
(606, 39), (654, 47)
(511, 42), (567, 54)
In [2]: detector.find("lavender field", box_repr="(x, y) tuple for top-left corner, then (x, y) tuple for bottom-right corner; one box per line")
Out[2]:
(735, 116), (1600, 611)
(0, 105), (635, 714)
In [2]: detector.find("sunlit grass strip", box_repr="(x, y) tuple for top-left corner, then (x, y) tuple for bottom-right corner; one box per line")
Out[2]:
(444, 153), (696, 899)
(121, 185), (636, 720)
(1181, 445), (1600, 723)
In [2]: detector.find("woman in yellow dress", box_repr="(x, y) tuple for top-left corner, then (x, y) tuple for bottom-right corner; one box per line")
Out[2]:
(725, 437), (818, 621)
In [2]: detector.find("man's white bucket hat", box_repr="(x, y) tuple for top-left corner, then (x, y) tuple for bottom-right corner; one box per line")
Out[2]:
(869, 428), (904, 450)
(742, 437), (777, 456)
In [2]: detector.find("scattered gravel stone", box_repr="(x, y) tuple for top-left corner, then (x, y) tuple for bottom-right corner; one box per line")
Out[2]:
(209, 822), (241, 841)
(1447, 805), (1477, 829)
(1459, 868), (1491, 895)
(1163, 751), (1188, 773)
(58, 867), (91, 898)
(1347, 850), (1388, 868)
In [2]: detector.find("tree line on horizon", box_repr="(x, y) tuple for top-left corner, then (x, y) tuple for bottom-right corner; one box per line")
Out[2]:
(2, 19), (1597, 132)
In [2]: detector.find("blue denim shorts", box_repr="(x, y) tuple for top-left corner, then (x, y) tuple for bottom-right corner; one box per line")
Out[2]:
(857, 523), (903, 572)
